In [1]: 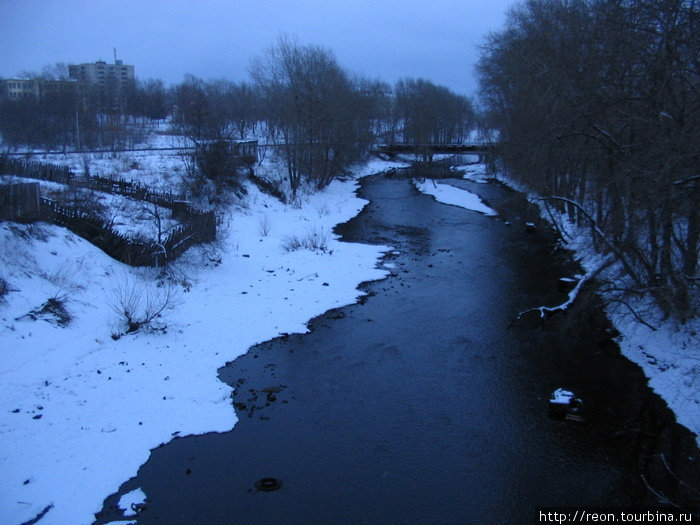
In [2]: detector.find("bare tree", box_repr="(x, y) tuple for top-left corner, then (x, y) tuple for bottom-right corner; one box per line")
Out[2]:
(394, 78), (475, 162)
(477, 0), (700, 320)
(40, 62), (69, 80)
(129, 78), (170, 122)
(229, 81), (259, 139)
(250, 35), (372, 196)
(171, 75), (210, 141)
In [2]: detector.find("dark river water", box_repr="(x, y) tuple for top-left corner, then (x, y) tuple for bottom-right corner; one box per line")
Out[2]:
(96, 164), (700, 524)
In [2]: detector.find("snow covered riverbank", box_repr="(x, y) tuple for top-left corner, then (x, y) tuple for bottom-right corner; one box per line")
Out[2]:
(0, 158), (404, 525)
(451, 161), (700, 450)
(3, 153), (698, 525)
(560, 225), (700, 450)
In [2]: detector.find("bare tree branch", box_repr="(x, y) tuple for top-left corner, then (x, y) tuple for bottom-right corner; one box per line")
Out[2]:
(605, 298), (658, 331)
(511, 254), (615, 326)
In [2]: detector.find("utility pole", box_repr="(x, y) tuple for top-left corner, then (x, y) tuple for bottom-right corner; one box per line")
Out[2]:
(75, 110), (81, 151)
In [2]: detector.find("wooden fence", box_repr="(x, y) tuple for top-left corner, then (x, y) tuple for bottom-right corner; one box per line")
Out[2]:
(1, 157), (216, 268)
(0, 157), (72, 184)
(40, 197), (215, 267)
(1, 157), (187, 210)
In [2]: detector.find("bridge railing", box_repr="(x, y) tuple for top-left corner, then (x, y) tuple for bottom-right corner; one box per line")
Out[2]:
(374, 143), (494, 153)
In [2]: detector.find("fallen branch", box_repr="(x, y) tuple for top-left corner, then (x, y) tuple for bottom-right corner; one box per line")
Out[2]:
(511, 254), (615, 326)
(673, 174), (700, 186)
(541, 199), (572, 242)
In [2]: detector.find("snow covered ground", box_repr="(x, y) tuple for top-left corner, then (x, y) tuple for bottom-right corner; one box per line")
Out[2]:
(2, 150), (698, 525)
(18, 129), (192, 190)
(0, 155), (406, 525)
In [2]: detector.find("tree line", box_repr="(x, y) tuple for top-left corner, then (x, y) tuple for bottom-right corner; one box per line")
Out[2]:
(0, 75), (171, 152)
(1, 37), (475, 198)
(477, 0), (700, 320)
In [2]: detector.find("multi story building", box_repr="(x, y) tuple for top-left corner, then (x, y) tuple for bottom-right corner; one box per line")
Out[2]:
(39, 78), (80, 98)
(0, 78), (79, 101)
(1, 57), (134, 111)
(0, 78), (40, 99)
(68, 58), (135, 111)
(68, 59), (134, 90)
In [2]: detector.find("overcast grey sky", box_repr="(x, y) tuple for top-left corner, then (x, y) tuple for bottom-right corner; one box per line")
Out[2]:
(0, 0), (515, 96)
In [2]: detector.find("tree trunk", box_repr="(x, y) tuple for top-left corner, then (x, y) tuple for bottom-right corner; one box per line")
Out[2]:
(683, 186), (700, 278)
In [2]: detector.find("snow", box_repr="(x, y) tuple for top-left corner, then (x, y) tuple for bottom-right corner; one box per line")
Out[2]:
(413, 179), (497, 216)
(531, 191), (700, 448)
(2, 147), (699, 525)
(118, 488), (146, 517)
(17, 131), (192, 190)
(605, 302), (700, 447)
(0, 155), (405, 525)
(459, 160), (490, 183)
(551, 388), (575, 405)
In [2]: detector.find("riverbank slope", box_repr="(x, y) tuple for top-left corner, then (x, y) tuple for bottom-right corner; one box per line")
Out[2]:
(0, 158), (404, 525)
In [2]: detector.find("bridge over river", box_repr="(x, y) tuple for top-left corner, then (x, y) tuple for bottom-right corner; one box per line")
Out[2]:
(374, 142), (495, 162)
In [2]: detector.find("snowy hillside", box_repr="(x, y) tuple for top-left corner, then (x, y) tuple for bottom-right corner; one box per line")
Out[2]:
(0, 157), (404, 525)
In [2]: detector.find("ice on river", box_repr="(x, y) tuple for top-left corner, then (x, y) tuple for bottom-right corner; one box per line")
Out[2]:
(414, 179), (497, 216)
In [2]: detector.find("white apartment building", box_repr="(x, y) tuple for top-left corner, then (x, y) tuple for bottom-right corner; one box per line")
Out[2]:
(68, 59), (135, 90)
(68, 58), (135, 111)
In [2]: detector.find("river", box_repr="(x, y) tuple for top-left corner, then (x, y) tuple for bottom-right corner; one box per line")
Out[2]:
(95, 162), (700, 524)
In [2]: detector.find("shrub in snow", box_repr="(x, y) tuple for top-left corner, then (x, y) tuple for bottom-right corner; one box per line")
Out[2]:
(0, 275), (11, 300)
(108, 277), (176, 336)
(258, 214), (272, 237)
(19, 295), (72, 326)
(317, 202), (330, 217)
(282, 226), (329, 253)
